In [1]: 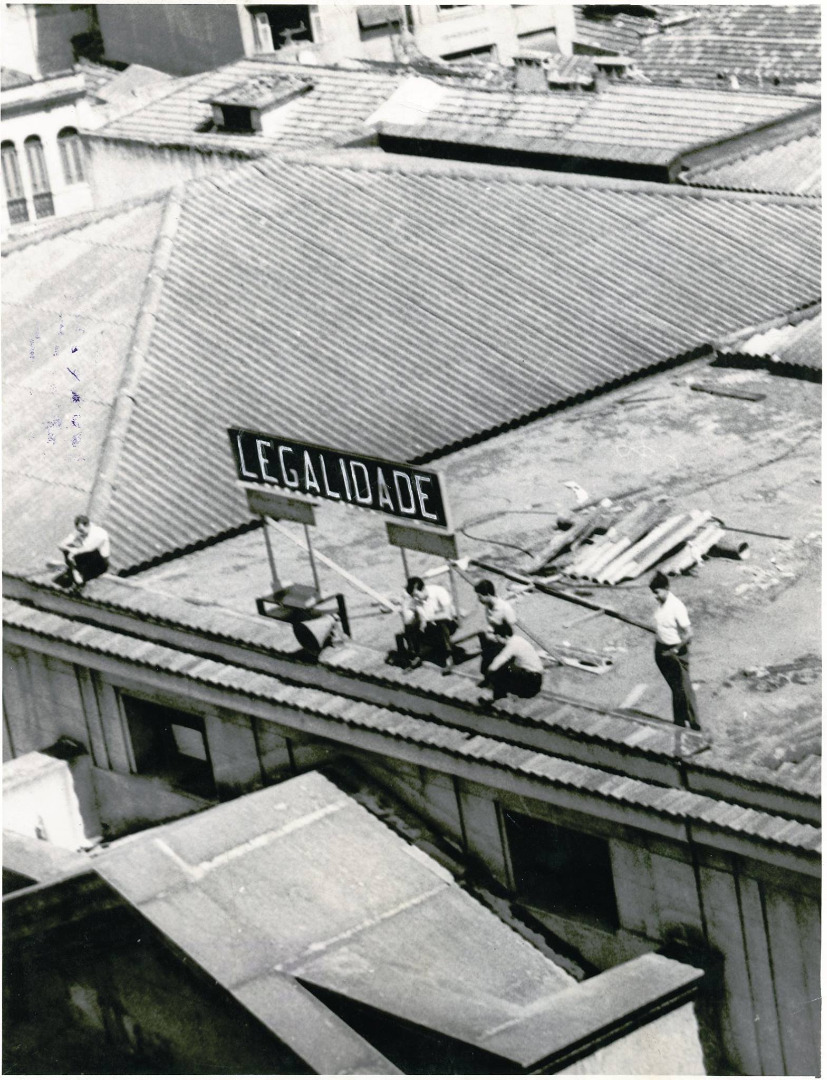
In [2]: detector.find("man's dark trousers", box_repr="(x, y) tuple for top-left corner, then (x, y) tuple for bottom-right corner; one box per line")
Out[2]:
(655, 643), (700, 730)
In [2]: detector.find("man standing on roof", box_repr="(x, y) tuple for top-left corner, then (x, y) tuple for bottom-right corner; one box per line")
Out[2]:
(479, 624), (543, 702)
(57, 515), (110, 588)
(650, 571), (700, 731)
(398, 576), (458, 671)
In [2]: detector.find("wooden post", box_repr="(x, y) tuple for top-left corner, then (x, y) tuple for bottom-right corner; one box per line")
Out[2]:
(260, 515), (280, 592)
(448, 562), (460, 622)
(304, 523), (321, 596)
(400, 546), (411, 582)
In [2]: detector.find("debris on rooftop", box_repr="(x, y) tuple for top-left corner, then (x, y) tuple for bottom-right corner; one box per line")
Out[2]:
(531, 499), (734, 583)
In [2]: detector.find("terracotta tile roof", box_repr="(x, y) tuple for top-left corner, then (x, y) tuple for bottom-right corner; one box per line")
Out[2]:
(635, 4), (822, 90)
(3, 594), (820, 856)
(1, 67), (35, 91)
(573, 8), (658, 54)
(88, 58), (423, 154)
(375, 80), (813, 168)
(684, 127), (821, 195)
(3, 156), (820, 575)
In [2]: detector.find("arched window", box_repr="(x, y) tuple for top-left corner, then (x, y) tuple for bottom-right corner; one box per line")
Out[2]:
(58, 126), (85, 185)
(24, 135), (54, 218)
(2, 141), (28, 224)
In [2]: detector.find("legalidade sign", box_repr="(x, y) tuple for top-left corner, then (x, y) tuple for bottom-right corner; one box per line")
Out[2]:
(229, 429), (450, 529)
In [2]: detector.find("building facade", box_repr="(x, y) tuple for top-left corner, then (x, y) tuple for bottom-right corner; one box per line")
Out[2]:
(3, 572), (820, 1075)
(1, 69), (93, 232)
(97, 4), (575, 74)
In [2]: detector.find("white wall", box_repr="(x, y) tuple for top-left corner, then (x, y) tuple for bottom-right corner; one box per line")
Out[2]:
(84, 137), (246, 208)
(1, 80), (93, 234)
(3, 751), (92, 850)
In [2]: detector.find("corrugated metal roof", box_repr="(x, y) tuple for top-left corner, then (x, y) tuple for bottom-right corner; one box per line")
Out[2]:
(3, 594), (821, 852)
(635, 4), (822, 89)
(4, 156), (820, 574)
(684, 129), (821, 195)
(1, 195), (170, 572)
(108, 158), (820, 568)
(376, 80), (813, 168)
(726, 308), (822, 371)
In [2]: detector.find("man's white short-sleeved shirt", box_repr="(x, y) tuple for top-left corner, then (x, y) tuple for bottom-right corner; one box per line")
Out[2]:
(654, 592), (690, 645)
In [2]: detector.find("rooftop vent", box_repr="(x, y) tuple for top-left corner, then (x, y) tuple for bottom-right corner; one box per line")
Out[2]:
(209, 73), (314, 134)
(592, 55), (641, 87)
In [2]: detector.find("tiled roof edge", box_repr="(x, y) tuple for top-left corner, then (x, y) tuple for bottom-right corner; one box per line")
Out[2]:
(87, 187), (185, 526)
(678, 101), (820, 173)
(2, 597), (820, 857)
(83, 129), (266, 159)
(713, 300), (821, 350)
(262, 147), (824, 207)
(1, 190), (170, 256)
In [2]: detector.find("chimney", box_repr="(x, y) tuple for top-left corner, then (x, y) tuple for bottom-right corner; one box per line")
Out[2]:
(514, 52), (550, 93)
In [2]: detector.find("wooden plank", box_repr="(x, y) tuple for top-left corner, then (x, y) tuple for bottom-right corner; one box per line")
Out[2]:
(698, 863), (763, 1074)
(763, 884), (820, 1074)
(690, 383), (766, 402)
(737, 876), (786, 1074)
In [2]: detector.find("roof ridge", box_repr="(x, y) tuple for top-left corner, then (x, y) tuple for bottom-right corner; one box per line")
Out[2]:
(263, 147), (822, 207)
(687, 114), (821, 178)
(1, 190), (170, 256)
(87, 186), (186, 526)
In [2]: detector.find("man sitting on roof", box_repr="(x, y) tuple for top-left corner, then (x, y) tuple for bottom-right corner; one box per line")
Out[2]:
(479, 624), (543, 702)
(397, 576), (458, 672)
(57, 515), (110, 589)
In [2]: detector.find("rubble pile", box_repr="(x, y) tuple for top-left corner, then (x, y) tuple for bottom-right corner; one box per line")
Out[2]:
(533, 500), (737, 583)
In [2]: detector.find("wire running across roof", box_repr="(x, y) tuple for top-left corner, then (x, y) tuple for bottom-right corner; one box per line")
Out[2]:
(3, 156), (821, 572)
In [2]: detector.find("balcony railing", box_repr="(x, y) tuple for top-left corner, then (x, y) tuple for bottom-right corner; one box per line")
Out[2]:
(33, 191), (54, 219)
(6, 197), (29, 224)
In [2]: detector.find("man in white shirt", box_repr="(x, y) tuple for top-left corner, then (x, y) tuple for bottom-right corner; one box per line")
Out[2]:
(399, 576), (458, 671)
(650, 571), (700, 730)
(481, 624), (543, 702)
(58, 515), (110, 587)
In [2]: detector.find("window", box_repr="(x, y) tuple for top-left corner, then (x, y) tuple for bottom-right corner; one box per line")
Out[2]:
(248, 5), (313, 52)
(1, 141), (28, 224)
(504, 810), (619, 928)
(123, 695), (216, 800)
(58, 127), (85, 184)
(24, 136), (54, 218)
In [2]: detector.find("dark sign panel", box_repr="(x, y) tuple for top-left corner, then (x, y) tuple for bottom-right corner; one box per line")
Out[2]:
(229, 429), (450, 529)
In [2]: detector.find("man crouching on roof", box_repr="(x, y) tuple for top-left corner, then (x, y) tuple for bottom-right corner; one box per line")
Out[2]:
(57, 515), (110, 589)
(479, 624), (544, 703)
(397, 576), (458, 672)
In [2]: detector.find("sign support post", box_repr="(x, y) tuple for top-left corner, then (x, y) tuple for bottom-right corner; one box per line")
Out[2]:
(304, 523), (321, 596)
